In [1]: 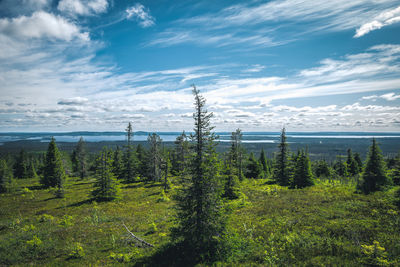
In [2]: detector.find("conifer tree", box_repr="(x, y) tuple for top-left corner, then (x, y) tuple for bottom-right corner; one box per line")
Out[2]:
(42, 137), (65, 197)
(334, 156), (348, 177)
(92, 148), (120, 201)
(148, 133), (162, 182)
(231, 128), (244, 181)
(273, 127), (290, 185)
(354, 152), (363, 174)
(246, 152), (263, 179)
(172, 85), (225, 262)
(0, 159), (13, 193)
(172, 131), (189, 175)
(72, 137), (87, 179)
(27, 160), (38, 180)
(223, 131), (241, 199)
(314, 159), (331, 178)
(123, 122), (137, 182)
(359, 138), (390, 194)
(14, 149), (28, 179)
(112, 146), (124, 179)
(291, 149), (314, 188)
(136, 144), (148, 179)
(346, 149), (358, 176)
(259, 148), (270, 178)
(391, 152), (400, 185)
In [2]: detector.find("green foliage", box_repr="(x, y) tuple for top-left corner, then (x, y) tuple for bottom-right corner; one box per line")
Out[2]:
(171, 131), (189, 176)
(71, 137), (87, 179)
(68, 242), (85, 259)
(0, 159), (13, 193)
(26, 235), (42, 248)
(136, 144), (149, 179)
(123, 122), (138, 183)
(148, 133), (163, 182)
(112, 146), (124, 179)
(291, 150), (314, 189)
(41, 137), (66, 198)
(360, 241), (390, 266)
(245, 152), (263, 179)
(273, 128), (291, 186)
(172, 86), (227, 263)
(14, 149), (28, 179)
(333, 156), (349, 177)
(346, 148), (359, 176)
(157, 189), (170, 202)
(359, 138), (390, 194)
(313, 159), (332, 178)
(58, 215), (74, 227)
(259, 148), (270, 178)
(92, 148), (121, 201)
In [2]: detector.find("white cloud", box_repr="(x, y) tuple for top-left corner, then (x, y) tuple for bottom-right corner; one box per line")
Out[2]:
(242, 64), (265, 73)
(126, 3), (155, 28)
(355, 6), (400, 37)
(58, 0), (109, 16)
(0, 11), (89, 41)
(58, 97), (89, 105)
(362, 92), (400, 101)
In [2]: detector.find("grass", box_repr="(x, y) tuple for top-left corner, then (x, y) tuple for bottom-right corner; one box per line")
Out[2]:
(0, 176), (399, 266)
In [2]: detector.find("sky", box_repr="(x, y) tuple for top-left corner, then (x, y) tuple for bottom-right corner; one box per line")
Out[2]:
(0, 0), (400, 132)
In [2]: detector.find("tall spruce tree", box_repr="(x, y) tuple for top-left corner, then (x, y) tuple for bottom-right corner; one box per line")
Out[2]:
(291, 149), (314, 188)
(72, 137), (87, 179)
(223, 131), (241, 199)
(346, 149), (358, 176)
(136, 144), (148, 179)
(334, 156), (348, 177)
(123, 122), (137, 182)
(92, 148), (120, 201)
(14, 149), (28, 179)
(112, 146), (124, 179)
(354, 152), (363, 174)
(148, 133), (162, 181)
(231, 128), (244, 181)
(172, 85), (225, 262)
(172, 131), (189, 175)
(359, 138), (390, 194)
(259, 148), (270, 178)
(42, 137), (65, 197)
(0, 159), (13, 193)
(273, 127), (290, 185)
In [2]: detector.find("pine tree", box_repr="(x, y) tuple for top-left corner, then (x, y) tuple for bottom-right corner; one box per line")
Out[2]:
(14, 149), (28, 179)
(0, 159), (13, 193)
(148, 133), (162, 182)
(245, 152), (263, 179)
(291, 149), (314, 188)
(172, 85), (225, 262)
(92, 148), (120, 201)
(42, 137), (65, 197)
(112, 146), (124, 179)
(359, 138), (390, 194)
(346, 149), (358, 176)
(259, 148), (270, 178)
(72, 137), (87, 179)
(123, 122), (137, 182)
(273, 128), (290, 185)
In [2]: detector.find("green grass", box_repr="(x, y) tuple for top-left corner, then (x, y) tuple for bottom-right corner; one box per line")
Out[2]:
(0, 177), (399, 266)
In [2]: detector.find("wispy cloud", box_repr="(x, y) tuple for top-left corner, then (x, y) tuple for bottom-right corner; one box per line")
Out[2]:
(362, 92), (400, 101)
(126, 3), (155, 28)
(58, 0), (109, 16)
(355, 6), (400, 38)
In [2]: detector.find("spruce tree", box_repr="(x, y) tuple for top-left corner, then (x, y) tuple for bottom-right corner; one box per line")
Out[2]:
(14, 149), (28, 179)
(334, 156), (348, 177)
(359, 138), (390, 194)
(136, 144), (148, 179)
(123, 122), (137, 182)
(72, 137), (87, 179)
(172, 85), (225, 262)
(314, 159), (331, 178)
(223, 131), (241, 199)
(172, 131), (189, 175)
(231, 129), (244, 181)
(259, 148), (270, 178)
(246, 152), (263, 179)
(92, 148), (120, 201)
(0, 159), (13, 193)
(391, 152), (400, 185)
(291, 149), (314, 188)
(42, 137), (65, 197)
(346, 149), (358, 176)
(112, 146), (124, 179)
(354, 152), (363, 174)
(148, 133), (162, 181)
(273, 127), (290, 185)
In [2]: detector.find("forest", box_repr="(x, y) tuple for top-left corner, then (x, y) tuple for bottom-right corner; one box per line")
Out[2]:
(1, 88), (400, 266)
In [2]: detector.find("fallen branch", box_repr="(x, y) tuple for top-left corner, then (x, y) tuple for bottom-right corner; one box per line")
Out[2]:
(122, 223), (154, 248)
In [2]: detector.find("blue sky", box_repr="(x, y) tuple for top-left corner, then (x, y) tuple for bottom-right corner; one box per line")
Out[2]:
(0, 0), (400, 132)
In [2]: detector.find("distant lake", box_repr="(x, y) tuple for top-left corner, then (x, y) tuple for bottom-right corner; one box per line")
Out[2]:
(1, 131), (400, 144)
